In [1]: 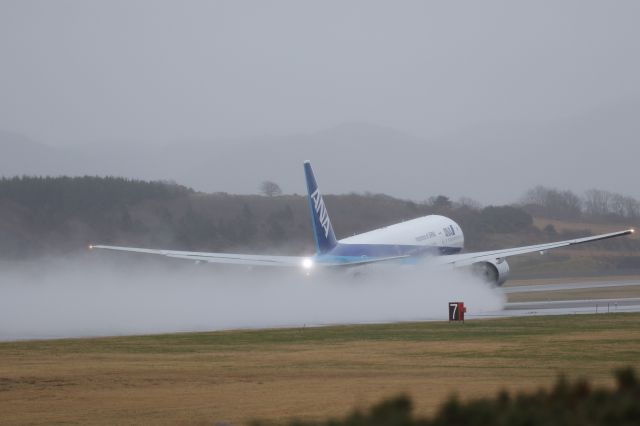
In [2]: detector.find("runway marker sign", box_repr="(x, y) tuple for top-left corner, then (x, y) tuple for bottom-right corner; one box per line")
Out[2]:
(449, 301), (466, 322)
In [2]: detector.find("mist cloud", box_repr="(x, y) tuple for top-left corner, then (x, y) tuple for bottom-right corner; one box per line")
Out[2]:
(0, 257), (504, 340)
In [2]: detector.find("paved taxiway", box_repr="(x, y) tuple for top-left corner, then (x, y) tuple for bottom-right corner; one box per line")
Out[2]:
(502, 279), (640, 294)
(471, 278), (640, 318)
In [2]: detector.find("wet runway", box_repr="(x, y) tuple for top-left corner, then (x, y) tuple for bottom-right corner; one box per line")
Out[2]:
(471, 278), (640, 318)
(503, 279), (640, 294)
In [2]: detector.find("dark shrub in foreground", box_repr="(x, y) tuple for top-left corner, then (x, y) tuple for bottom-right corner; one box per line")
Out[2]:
(255, 368), (639, 426)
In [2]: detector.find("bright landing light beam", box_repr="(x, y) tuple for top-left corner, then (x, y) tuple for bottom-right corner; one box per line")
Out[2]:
(302, 258), (314, 269)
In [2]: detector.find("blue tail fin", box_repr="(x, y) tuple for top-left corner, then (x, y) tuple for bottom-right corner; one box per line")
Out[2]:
(304, 161), (337, 254)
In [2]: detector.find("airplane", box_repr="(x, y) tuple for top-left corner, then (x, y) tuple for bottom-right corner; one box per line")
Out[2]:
(90, 161), (634, 286)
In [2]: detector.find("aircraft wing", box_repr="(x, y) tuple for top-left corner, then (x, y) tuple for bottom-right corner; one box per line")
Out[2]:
(437, 229), (634, 267)
(90, 245), (307, 267)
(90, 245), (410, 268)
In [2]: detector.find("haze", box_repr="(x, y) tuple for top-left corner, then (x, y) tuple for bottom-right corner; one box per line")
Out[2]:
(1, 1), (639, 203)
(0, 257), (502, 340)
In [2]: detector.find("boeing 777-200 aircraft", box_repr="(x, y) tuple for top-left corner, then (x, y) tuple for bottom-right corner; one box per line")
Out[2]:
(91, 161), (634, 285)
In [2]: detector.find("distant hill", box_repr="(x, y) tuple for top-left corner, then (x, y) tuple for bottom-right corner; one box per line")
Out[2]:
(1, 99), (639, 204)
(0, 131), (64, 176)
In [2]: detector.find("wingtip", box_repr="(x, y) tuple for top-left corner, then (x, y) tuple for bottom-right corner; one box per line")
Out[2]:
(303, 160), (311, 165)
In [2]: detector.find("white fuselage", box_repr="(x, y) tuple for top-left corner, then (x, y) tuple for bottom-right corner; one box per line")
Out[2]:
(339, 215), (464, 250)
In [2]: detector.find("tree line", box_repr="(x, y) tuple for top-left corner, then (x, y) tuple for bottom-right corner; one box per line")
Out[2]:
(521, 185), (640, 222)
(0, 176), (637, 259)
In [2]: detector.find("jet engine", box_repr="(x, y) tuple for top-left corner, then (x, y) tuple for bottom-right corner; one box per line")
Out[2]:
(471, 259), (510, 286)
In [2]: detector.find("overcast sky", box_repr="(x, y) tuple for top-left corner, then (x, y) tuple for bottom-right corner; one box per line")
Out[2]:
(1, 1), (639, 202)
(1, 0), (638, 144)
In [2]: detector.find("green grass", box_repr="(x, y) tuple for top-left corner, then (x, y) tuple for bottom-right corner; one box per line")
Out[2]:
(2, 312), (638, 353)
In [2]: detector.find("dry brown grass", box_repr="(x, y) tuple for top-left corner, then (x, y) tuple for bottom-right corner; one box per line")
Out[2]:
(532, 218), (638, 237)
(1, 314), (639, 425)
(505, 274), (640, 302)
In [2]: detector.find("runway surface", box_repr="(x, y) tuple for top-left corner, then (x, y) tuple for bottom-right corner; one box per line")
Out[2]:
(471, 278), (640, 319)
(502, 279), (640, 294)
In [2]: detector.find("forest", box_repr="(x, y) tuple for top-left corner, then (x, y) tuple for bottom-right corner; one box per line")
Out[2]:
(0, 177), (638, 273)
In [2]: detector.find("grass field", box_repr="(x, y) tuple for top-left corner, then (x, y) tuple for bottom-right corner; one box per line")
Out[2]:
(1, 314), (639, 425)
(505, 275), (640, 302)
(532, 218), (637, 236)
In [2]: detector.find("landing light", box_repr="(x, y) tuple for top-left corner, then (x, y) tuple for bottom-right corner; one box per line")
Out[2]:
(302, 258), (314, 269)
(631, 229), (635, 234)
(88, 244), (94, 250)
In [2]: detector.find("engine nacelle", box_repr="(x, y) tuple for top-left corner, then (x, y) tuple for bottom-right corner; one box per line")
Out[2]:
(471, 259), (510, 286)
